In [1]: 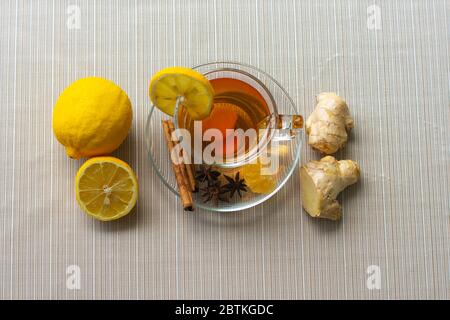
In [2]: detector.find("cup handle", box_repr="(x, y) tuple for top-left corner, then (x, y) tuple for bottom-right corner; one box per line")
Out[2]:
(257, 114), (303, 141)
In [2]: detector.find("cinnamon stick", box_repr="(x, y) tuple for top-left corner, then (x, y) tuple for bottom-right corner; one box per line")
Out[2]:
(167, 120), (197, 192)
(162, 120), (193, 211)
(186, 163), (197, 192)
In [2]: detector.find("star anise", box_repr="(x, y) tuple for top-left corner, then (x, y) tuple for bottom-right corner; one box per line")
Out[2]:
(222, 172), (248, 198)
(200, 180), (229, 205)
(195, 165), (221, 185)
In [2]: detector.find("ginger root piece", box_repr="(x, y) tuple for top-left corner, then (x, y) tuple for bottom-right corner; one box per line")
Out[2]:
(300, 156), (360, 220)
(306, 92), (354, 154)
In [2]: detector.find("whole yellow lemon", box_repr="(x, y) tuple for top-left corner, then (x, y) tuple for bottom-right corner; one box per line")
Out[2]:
(52, 77), (132, 159)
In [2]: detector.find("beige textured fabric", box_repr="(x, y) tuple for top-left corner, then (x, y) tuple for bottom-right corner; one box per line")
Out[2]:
(0, 0), (448, 300)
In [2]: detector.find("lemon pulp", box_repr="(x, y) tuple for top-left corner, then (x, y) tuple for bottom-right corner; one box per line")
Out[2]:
(75, 157), (138, 221)
(149, 67), (214, 120)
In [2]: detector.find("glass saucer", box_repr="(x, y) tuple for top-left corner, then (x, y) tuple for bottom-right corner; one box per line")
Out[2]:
(145, 62), (302, 212)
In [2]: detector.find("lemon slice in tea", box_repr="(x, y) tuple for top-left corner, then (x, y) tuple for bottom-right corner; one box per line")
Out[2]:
(149, 67), (214, 120)
(75, 157), (138, 221)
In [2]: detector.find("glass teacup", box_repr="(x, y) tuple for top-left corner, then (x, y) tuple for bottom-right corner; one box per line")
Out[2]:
(172, 62), (303, 169)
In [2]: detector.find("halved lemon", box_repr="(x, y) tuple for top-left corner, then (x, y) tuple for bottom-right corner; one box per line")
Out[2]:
(149, 67), (214, 120)
(75, 157), (138, 221)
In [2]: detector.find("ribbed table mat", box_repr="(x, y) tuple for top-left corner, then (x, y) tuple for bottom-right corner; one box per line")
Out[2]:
(0, 0), (448, 299)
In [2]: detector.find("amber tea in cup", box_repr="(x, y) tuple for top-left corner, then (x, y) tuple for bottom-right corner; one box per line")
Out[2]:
(174, 65), (302, 168)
